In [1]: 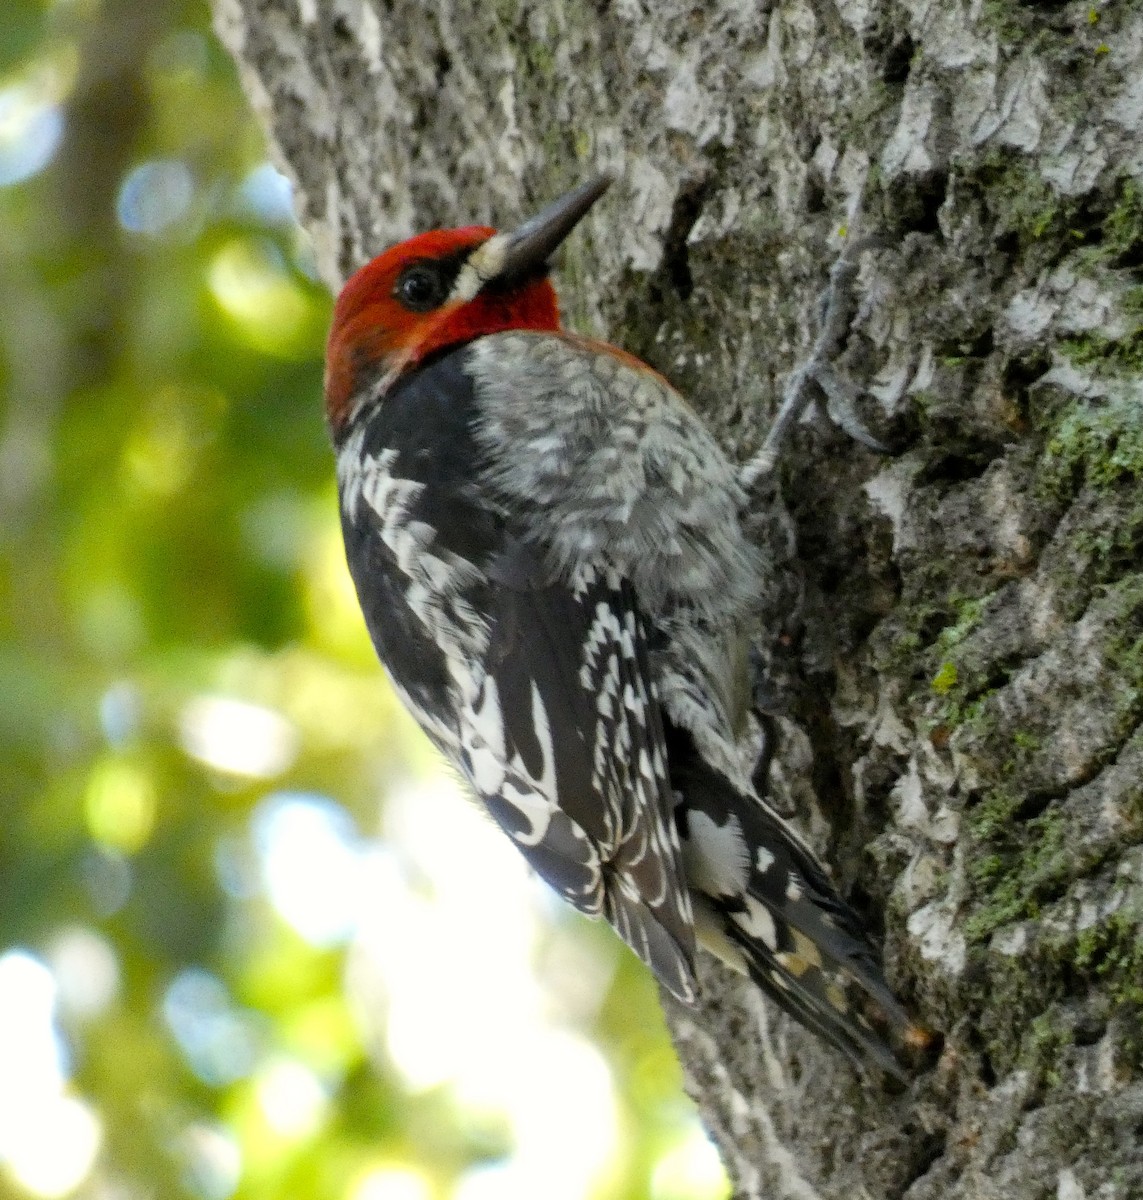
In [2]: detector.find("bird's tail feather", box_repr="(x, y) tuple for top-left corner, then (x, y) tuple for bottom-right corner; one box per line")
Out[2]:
(670, 726), (939, 1077)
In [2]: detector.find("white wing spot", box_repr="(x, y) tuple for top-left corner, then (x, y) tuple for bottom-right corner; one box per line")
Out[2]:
(735, 895), (779, 952)
(683, 810), (750, 897)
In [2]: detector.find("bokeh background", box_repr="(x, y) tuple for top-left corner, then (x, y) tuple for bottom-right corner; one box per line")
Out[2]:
(0, 1), (730, 1197)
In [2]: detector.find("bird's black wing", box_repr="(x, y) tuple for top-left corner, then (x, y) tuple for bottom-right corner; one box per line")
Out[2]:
(460, 540), (697, 1003)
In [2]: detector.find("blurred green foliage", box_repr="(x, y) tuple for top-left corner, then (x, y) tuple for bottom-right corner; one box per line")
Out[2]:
(0, 1), (727, 1199)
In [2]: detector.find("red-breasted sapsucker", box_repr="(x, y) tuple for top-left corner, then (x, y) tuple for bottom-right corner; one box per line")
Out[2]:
(324, 175), (934, 1075)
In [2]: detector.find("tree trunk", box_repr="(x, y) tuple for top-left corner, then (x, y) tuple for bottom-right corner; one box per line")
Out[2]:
(214, 1), (1143, 1195)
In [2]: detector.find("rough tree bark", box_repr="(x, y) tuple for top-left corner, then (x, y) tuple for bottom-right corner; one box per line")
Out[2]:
(213, 1), (1143, 1196)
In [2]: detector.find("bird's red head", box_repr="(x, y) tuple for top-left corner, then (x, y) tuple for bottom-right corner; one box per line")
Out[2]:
(324, 226), (559, 431)
(324, 175), (612, 434)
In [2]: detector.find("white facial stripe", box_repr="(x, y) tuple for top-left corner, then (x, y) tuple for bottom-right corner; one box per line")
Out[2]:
(449, 233), (510, 304)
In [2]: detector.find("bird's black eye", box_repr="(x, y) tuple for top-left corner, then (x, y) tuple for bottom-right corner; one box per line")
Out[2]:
(395, 262), (447, 312)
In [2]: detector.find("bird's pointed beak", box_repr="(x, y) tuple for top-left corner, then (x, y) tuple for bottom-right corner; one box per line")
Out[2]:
(496, 174), (613, 282)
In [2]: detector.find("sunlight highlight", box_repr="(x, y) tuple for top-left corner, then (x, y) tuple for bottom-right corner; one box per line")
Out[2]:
(0, 951), (102, 1197)
(452, 1028), (620, 1200)
(117, 159), (195, 235)
(3, 1095), (102, 1198)
(47, 927), (120, 1022)
(349, 776), (625, 1199)
(0, 82), (63, 187)
(254, 1058), (329, 1139)
(253, 793), (365, 946)
(178, 1122), (242, 1200)
(237, 163), (296, 226)
(651, 1121), (732, 1200)
(350, 1163), (433, 1200)
(84, 757), (156, 853)
(179, 695), (299, 778)
(163, 969), (258, 1086)
(208, 236), (320, 357)
(0, 951), (65, 1101)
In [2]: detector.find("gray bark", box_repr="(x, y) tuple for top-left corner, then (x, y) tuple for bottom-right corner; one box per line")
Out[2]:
(214, 1), (1143, 1196)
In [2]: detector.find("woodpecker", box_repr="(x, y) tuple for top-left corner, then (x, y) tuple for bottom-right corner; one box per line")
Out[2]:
(325, 175), (934, 1075)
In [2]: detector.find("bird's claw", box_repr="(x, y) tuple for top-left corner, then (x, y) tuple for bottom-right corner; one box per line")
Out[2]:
(812, 363), (890, 455)
(739, 225), (890, 491)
